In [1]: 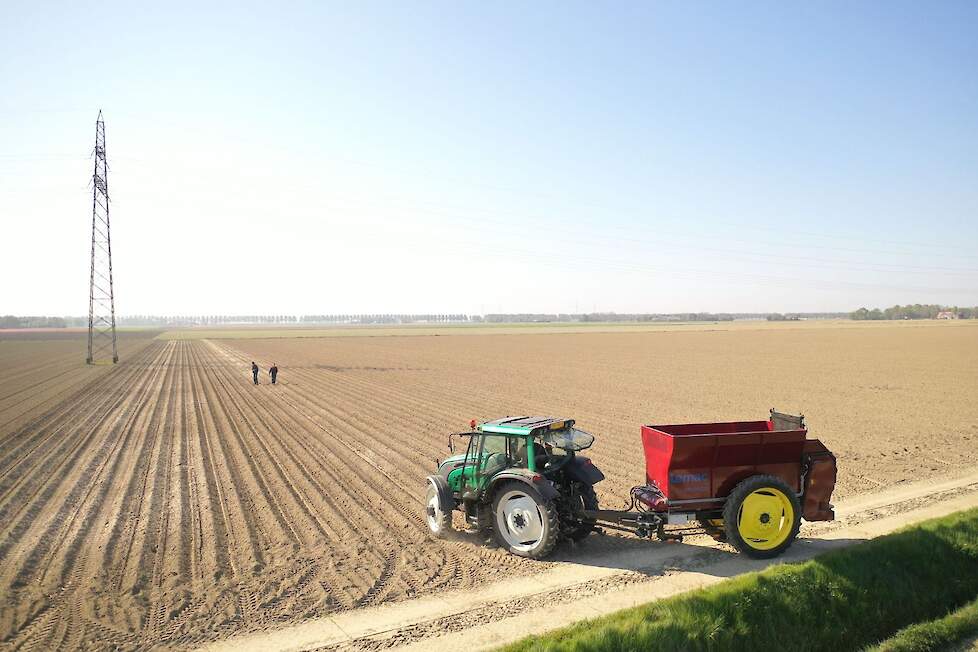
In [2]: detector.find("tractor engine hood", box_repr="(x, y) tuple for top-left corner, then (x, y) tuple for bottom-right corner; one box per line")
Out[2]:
(438, 453), (470, 479)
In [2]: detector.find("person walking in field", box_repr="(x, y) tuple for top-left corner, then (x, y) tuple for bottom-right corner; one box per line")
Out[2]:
(251, 361), (260, 385)
(269, 363), (279, 385)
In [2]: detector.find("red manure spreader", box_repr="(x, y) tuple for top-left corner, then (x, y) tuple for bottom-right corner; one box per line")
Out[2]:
(610, 410), (837, 557)
(426, 410), (837, 559)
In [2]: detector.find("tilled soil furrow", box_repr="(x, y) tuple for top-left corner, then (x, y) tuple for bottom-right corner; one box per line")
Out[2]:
(47, 343), (176, 595)
(0, 365), (160, 648)
(171, 342), (196, 584)
(109, 344), (178, 595)
(198, 344), (422, 608)
(212, 346), (445, 482)
(189, 342), (612, 612)
(290, 359), (642, 491)
(203, 345), (416, 537)
(258, 368), (437, 487)
(207, 344), (635, 583)
(265, 385), (452, 532)
(193, 345), (305, 549)
(183, 341), (235, 581)
(143, 342), (183, 596)
(0, 363), (88, 403)
(185, 339), (260, 578)
(202, 368), (344, 543)
(0, 343), (167, 498)
(0, 338), (155, 434)
(0, 351), (92, 404)
(0, 343), (171, 582)
(202, 347), (396, 546)
(212, 341), (526, 569)
(197, 348), (315, 547)
(277, 363), (645, 504)
(4, 345), (174, 649)
(209, 344), (525, 599)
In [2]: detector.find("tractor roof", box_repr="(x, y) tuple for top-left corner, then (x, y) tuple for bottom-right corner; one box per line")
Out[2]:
(479, 416), (575, 436)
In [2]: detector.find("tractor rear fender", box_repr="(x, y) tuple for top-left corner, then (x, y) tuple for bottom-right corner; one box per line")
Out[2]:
(564, 456), (605, 485)
(427, 474), (455, 511)
(485, 469), (559, 501)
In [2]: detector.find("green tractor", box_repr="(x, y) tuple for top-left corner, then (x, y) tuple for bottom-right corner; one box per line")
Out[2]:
(425, 416), (604, 558)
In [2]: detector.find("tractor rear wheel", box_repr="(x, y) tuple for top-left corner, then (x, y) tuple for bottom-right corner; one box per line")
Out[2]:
(425, 483), (452, 538)
(492, 481), (559, 559)
(723, 475), (801, 559)
(567, 483), (599, 541)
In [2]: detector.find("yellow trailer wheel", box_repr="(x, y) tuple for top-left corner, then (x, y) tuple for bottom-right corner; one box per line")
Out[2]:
(723, 475), (801, 558)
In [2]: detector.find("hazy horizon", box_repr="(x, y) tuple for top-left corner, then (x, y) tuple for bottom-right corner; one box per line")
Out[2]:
(2, 2), (976, 315)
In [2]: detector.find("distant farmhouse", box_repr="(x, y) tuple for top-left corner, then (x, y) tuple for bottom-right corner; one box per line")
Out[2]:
(936, 311), (958, 320)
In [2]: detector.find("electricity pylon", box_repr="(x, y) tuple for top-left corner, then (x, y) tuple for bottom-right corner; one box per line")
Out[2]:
(87, 110), (118, 364)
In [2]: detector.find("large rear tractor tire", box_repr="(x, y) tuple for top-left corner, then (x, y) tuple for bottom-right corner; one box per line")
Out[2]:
(723, 475), (801, 559)
(492, 481), (560, 559)
(425, 482), (452, 538)
(567, 484), (599, 542)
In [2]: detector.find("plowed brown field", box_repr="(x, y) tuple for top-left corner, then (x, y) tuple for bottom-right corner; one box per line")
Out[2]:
(1, 321), (976, 650)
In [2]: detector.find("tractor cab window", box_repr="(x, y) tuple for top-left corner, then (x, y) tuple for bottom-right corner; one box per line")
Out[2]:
(479, 435), (512, 477)
(513, 436), (541, 469)
(471, 434), (517, 488)
(539, 427), (594, 452)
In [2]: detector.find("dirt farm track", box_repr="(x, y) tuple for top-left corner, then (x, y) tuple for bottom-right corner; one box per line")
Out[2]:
(0, 321), (976, 650)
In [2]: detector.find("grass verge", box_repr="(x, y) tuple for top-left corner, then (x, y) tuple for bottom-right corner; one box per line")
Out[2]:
(868, 597), (978, 651)
(501, 508), (978, 652)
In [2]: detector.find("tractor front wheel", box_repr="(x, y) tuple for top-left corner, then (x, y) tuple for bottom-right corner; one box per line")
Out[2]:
(425, 482), (452, 538)
(492, 482), (559, 559)
(723, 475), (801, 559)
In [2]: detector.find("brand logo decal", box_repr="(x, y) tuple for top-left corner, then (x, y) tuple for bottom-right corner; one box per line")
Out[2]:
(669, 472), (708, 484)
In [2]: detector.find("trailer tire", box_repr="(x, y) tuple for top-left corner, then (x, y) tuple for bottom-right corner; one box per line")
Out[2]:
(723, 475), (801, 559)
(492, 481), (559, 559)
(567, 483), (599, 541)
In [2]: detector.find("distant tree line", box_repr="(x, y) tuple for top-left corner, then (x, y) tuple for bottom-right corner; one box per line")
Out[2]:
(117, 315), (300, 326)
(300, 314), (469, 324)
(850, 304), (978, 320)
(484, 312), (741, 323)
(0, 315), (69, 328)
(14, 308), (936, 329)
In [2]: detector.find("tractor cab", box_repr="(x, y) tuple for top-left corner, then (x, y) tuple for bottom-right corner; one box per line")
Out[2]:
(440, 417), (594, 497)
(427, 417), (604, 558)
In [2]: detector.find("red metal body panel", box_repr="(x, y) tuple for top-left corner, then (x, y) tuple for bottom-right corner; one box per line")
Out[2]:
(642, 419), (807, 502)
(802, 439), (836, 521)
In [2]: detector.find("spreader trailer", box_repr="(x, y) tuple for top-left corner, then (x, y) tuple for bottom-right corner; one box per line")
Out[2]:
(425, 410), (837, 559)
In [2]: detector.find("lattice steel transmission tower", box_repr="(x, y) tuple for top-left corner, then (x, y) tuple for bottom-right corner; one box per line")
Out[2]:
(87, 110), (118, 364)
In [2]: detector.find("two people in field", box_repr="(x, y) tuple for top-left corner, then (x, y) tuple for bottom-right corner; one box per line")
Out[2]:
(251, 362), (279, 385)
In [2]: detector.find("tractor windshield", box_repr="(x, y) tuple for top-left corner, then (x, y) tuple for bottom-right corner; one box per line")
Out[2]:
(539, 427), (594, 452)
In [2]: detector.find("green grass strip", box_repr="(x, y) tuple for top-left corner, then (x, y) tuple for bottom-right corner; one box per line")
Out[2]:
(501, 507), (978, 652)
(868, 596), (978, 652)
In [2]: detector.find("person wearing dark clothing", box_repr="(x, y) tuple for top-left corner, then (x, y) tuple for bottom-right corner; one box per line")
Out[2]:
(251, 362), (259, 385)
(270, 364), (278, 385)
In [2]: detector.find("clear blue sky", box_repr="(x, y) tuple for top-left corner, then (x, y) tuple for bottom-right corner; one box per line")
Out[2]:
(2, 1), (976, 315)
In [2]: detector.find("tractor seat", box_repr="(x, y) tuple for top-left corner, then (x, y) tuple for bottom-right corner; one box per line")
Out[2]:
(515, 443), (547, 469)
